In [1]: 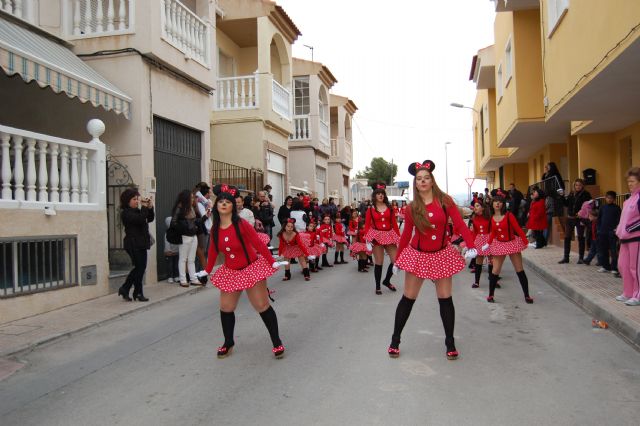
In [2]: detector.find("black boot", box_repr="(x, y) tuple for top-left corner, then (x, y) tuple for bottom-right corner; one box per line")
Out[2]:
(358, 259), (366, 272)
(315, 258), (323, 271)
(487, 273), (497, 302)
(303, 267), (310, 281)
(367, 255), (373, 265)
(374, 264), (383, 294)
(488, 264), (501, 288)
(322, 254), (333, 267)
(259, 306), (284, 358)
(577, 237), (586, 264)
(438, 297), (458, 359)
(473, 265), (482, 288)
(340, 252), (347, 264)
(517, 270), (534, 303)
(382, 263), (397, 291)
(334, 252), (340, 264)
(283, 269), (291, 281)
(118, 285), (132, 301)
(389, 295), (416, 357)
(218, 310), (235, 358)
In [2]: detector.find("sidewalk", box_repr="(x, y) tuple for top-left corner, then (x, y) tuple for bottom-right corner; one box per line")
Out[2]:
(523, 245), (640, 349)
(0, 282), (207, 358)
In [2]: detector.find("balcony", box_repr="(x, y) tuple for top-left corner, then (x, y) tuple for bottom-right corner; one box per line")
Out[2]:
(319, 120), (329, 146)
(290, 115), (310, 140)
(215, 74), (259, 110)
(63, 0), (135, 39)
(0, 120), (106, 211)
(1, 0), (38, 24)
(271, 79), (291, 120)
(160, 0), (210, 67)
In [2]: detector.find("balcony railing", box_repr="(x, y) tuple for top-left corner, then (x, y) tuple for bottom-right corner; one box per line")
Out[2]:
(345, 141), (352, 164)
(161, 0), (210, 67)
(65, 0), (135, 39)
(271, 79), (291, 120)
(0, 120), (107, 210)
(330, 138), (337, 157)
(290, 115), (310, 140)
(1, 0), (37, 24)
(319, 120), (329, 146)
(215, 75), (259, 110)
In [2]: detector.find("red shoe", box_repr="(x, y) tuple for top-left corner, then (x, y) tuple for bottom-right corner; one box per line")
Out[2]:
(525, 296), (534, 304)
(304, 276), (311, 281)
(486, 296), (495, 303)
(272, 345), (285, 359)
(383, 282), (397, 292)
(446, 350), (459, 360)
(217, 344), (234, 359)
(388, 347), (400, 358)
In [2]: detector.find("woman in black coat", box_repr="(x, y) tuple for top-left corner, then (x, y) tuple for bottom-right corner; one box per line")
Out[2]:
(277, 196), (293, 226)
(119, 188), (155, 302)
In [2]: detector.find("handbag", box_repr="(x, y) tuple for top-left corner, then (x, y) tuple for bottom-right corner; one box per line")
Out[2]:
(166, 223), (182, 244)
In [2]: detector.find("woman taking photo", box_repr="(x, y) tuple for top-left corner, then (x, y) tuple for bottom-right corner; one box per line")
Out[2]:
(364, 183), (400, 295)
(390, 160), (477, 360)
(203, 184), (287, 359)
(119, 189), (154, 302)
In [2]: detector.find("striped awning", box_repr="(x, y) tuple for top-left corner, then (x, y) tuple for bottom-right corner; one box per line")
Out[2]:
(0, 17), (132, 119)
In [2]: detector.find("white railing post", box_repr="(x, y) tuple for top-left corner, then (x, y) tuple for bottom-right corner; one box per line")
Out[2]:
(1, 132), (12, 200)
(87, 119), (106, 208)
(13, 135), (24, 201)
(60, 146), (70, 203)
(117, 0), (127, 31)
(83, 0), (91, 34)
(14, 0), (23, 19)
(49, 143), (60, 202)
(73, 0), (81, 35)
(25, 138), (36, 201)
(96, 0), (104, 33)
(106, 0), (115, 31)
(70, 147), (79, 203)
(80, 148), (89, 203)
(37, 140), (48, 202)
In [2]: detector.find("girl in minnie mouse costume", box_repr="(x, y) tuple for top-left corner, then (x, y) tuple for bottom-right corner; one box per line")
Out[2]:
(278, 218), (313, 281)
(389, 160), (477, 360)
(364, 182), (401, 295)
(333, 212), (349, 264)
(350, 220), (372, 272)
(202, 184), (288, 359)
(318, 214), (335, 267)
(481, 188), (533, 304)
(470, 201), (492, 288)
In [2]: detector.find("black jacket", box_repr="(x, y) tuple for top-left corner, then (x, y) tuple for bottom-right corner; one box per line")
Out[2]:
(564, 190), (591, 217)
(122, 207), (155, 250)
(277, 205), (291, 226)
(257, 201), (274, 226)
(172, 207), (204, 237)
(598, 204), (622, 234)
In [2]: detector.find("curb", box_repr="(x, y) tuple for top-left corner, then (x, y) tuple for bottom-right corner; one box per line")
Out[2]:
(523, 257), (640, 351)
(2, 286), (208, 358)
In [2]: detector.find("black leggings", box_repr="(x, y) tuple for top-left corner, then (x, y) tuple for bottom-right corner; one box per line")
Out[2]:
(124, 248), (148, 296)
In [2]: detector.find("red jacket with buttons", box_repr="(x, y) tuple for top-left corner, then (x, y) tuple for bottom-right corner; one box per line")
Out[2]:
(278, 232), (310, 257)
(205, 219), (275, 272)
(526, 199), (547, 231)
(471, 215), (491, 236)
(363, 206), (400, 237)
(487, 212), (528, 243)
(334, 222), (346, 236)
(398, 200), (474, 255)
(318, 223), (333, 240)
(348, 218), (359, 234)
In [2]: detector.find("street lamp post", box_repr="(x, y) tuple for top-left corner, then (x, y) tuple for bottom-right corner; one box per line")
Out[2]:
(444, 141), (452, 193)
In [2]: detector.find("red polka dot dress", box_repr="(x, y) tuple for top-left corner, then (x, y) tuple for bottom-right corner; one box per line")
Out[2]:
(363, 206), (400, 246)
(205, 219), (276, 293)
(471, 215), (491, 256)
(318, 223), (335, 247)
(256, 232), (271, 247)
(333, 221), (349, 245)
(347, 218), (359, 237)
(350, 230), (373, 259)
(278, 232), (311, 259)
(301, 231), (324, 257)
(487, 212), (528, 256)
(395, 201), (475, 280)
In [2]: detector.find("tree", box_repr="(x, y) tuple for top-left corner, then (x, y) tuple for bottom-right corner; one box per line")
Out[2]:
(356, 157), (398, 185)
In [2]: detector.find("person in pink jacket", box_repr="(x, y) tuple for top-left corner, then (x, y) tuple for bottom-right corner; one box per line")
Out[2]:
(615, 167), (640, 306)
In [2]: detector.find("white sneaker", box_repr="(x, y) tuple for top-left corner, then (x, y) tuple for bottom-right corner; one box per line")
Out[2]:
(610, 270), (619, 275)
(624, 298), (640, 306)
(167, 277), (174, 283)
(527, 243), (537, 249)
(597, 267), (609, 273)
(615, 295), (629, 302)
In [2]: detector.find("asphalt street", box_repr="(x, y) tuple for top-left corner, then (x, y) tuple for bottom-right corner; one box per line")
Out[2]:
(2, 257), (640, 426)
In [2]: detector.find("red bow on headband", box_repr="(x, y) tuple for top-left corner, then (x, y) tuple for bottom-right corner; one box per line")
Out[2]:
(286, 218), (296, 224)
(376, 183), (386, 189)
(415, 162), (431, 170)
(220, 184), (236, 197)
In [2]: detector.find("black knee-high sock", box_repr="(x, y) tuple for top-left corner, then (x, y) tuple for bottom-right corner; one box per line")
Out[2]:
(220, 310), (235, 347)
(382, 263), (394, 285)
(474, 264), (483, 285)
(489, 273), (497, 297)
(368, 255), (373, 264)
(517, 270), (530, 298)
(391, 295), (416, 347)
(335, 251), (340, 263)
(322, 253), (330, 266)
(438, 297), (456, 351)
(357, 259), (363, 271)
(259, 306), (282, 347)
(340, 251), (345, 262)
(488, 263), (493, 276)
(303, 267), (310, 278)
(374, 264), (383, 290)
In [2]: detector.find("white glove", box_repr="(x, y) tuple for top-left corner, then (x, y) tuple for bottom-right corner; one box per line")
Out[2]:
(392, 265), (399, 275)
(272, 261), (289, 268)
(195, 270), (209, 278)
(320, 243), (326, 248)
(308, 255), (316, 260)
(481, 243), (490, 252)
(464, 248), (478, 259)
(366, 242), (373, 251)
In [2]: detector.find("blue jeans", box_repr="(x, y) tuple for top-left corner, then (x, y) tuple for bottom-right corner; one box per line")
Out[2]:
(584, 240), (598, 263)
(543, 213), (553, 241)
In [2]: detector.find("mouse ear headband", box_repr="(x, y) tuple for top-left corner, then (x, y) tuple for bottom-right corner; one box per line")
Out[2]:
(408, 160), (435, 176)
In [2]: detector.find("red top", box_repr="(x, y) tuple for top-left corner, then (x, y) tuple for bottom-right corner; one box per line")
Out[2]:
(393, 205), (399, 216)
(302, 230), (318, 246)
(364, 206), (400, 236)
(398, 200), (474, 255)
(356, 231), (367, 243)
(526, 199), (547, 231)
(278, 232), (310, 257)
(471, 215), (491, 236)
(206, 219), (275, 272)
(487, 212), (528, 243)
(348, 218), (359, 233)
(334, 222), (346, 236)
(318, 223), (333, 240)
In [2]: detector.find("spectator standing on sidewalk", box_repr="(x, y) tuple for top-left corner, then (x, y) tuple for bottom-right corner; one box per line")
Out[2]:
(194, 182), (213, 270)
(256, 190), (275, 240)
(277, 196), (293, 227)
(544, 192), (555, 243)
(526, 188), (547, 249)
(164, 216), (180, 283)
(616, 167), (640, 305)
(558, 179), (592, 264)
(508, 183), (524, 223)
(583, 209), (599, 265)
(172, 190), (207, 287)
(597, 191), (621, 275)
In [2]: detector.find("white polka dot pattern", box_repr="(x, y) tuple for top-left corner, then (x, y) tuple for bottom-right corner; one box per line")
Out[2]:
(365, 229), (400, 246)
(489, 236), (527, 256)
(395, 244), (465, 280)
(349, 242), (372, 259)
(280, 245), (307, 259)
(211, 255), (276, 293)
(257, 232), (271, 247)
(474, 234), (491, 256)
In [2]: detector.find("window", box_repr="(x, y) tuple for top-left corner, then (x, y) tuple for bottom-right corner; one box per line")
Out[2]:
(294, 77), (310, 115)
(547, 0), (569, 36)
(497, 63), (503, 101)
(504, 37), (513, 84)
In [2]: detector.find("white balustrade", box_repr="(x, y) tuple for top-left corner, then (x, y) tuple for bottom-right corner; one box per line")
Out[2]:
(161, 0), (210, 67)
(345, 142), (353, 164)
(68, 0), (134, 39)
(216, 75), (259, 110)
(290, 115), (310, 140)
(0, 120), (107, 210)
(1, 0), (36, 23)
(319, 120), (329, 146)
(330, 139), (338, 157)
(272, 80), (291, 120)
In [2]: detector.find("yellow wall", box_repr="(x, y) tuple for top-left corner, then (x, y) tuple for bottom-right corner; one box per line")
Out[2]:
(527, 143), (567, 185)
(542, 0), (640, 118)
(494, 11), (516, 144)
(577, 133), (617, 196)
(502, 163), (529, 191)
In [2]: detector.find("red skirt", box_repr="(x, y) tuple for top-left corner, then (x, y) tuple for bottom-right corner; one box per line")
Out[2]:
(300, 234), (322, 257)
(211, 256), (276, 293)
(333, 234), (348, 244)
(395, 244), (465, 280)
(257, 232), (271, 247)
(349, 241), (372, 259)
(474, 234), (491, 256)
(347, 230), (357, 236)
(489, 237), (527, 256)
(320, 236), (335, 247)
(280, 244), (307, 259)
(365, 229), (400, 246)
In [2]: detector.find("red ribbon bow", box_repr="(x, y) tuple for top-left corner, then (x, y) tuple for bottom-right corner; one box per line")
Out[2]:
(376, 183), (386, 189)
(287, 218), (296, 224)
(220, 184), (236, 197)
(415, 162), (431, 170)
